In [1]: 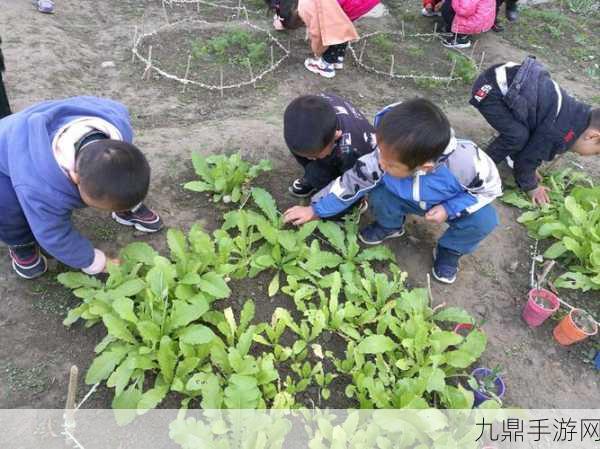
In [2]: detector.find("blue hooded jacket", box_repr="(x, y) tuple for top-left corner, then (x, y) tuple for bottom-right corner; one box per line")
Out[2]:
(0, 96), (133, 268)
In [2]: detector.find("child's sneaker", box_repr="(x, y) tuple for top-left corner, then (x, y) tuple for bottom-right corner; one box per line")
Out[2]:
(358, 222), (405, 245)
(304, 57), (336, 79)
(441, 34), (472, 49)
(112, 203), (163, 233)
(9, 243), (48, 280)
(432, 246), (461, 284)
(289, 178), (316, 198)
(33, 0), (55, 14)
(421, 6), (441, 17)
(492, 21), (504, 32)
(333, 57), (344, 70)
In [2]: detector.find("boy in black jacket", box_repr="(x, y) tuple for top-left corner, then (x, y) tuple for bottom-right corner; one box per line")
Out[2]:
(284, 93), (377, 197)
(470, 56), (600, 205)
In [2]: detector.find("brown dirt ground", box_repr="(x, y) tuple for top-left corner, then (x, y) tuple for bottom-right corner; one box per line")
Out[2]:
(0, 0), (598, 409)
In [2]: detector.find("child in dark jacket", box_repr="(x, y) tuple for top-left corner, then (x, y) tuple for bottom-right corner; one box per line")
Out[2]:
(0, 37), (10, 119)
(284, 98), (502, 284)
(470, 56), (600, 205)
(0, 96), (163, 280)
(284, 93), (377, 197)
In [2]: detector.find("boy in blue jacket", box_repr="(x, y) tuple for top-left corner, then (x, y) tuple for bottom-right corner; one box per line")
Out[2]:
(0, 96), (162, 279)
(283, 98), (502, 284)
(471, 56), (600, 205)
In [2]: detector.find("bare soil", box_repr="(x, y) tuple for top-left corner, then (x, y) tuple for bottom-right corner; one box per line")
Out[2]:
(0, 0), (598, 410)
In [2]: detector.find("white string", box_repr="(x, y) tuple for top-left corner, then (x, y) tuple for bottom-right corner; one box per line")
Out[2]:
(132, 17), (290, 90)
(75, 383), (99, 410)
(348, 30), (464, 82)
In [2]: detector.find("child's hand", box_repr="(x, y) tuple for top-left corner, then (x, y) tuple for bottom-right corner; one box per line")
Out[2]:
(434, 1), (444, 12)
(103, 258), (121, 273)
(535, 169), (543, 183)
(528, 185), (550, 206)
(273, 15), (285, 30)
(425, 205), (448, 224)
(283, 206), (317, 226)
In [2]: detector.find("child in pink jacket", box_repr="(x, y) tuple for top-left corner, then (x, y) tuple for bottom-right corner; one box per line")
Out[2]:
(267, 0), (379, 78)
(440, 0), (495, 48)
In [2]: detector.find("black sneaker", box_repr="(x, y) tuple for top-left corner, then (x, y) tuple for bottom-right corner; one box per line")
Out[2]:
(9, 243), (48, 279)
(442, 33), (472, 49)
(506, 1), (519, 21)
(492, 21), (504, 32)
(288, 178), (316, 198)
(112, 203), (163, 233)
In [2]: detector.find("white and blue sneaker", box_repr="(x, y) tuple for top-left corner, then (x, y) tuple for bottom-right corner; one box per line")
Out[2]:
(358, 222), (405, 245)
(304, 57), (336, 79)
(432, 246), (461, 284)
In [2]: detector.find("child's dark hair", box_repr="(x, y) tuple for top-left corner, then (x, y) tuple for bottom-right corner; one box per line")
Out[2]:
(590, 108), (600, 130)
(284, 95), (337, 157)
(265, 0), (302, 29)
(377, 98), (451, 168)
(76, 140), (150, 210)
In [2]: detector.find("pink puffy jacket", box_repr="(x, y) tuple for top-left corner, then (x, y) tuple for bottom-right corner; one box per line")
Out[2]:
(451, 0), (495, 35)
(338, 0), (380, 21)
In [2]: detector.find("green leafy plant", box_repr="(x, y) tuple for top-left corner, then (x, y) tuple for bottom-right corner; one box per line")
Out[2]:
(448, 52), (478, 84)
(184, 153), (271, 203)
(190, 28), (269, 68)
(502, 169), (600, 291)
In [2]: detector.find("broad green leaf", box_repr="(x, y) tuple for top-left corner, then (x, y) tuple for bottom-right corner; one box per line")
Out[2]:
(239, 300), (255, 335)
(85, 345), (129, 384)
(356, 335), (396, 354)
(183, 180), (212, 192)
(107, 356), (134, 396)
(252, 187), (279, 224)
(544, 241), (568, 259)
(501, 191), (533, 209)
(564, 196), (587, 224)
(191, 152), (212, 180)
(158, 336), (177, 383)
(318, 221), (346, 255)
(103, 314), (136, 344)
(111, 279), (146, 298)
(198, 272), (231, 299)
(112, 386), (143, 425)
(538, 222), (567, 238)
(224, 374), (261, 409)
(121, 242), (158, 265)
(179, 324), (216, 345)
(356, 245), (395, 262)
(137, 383), (169, 412)
(433, 307), (474, 324)
(170, 299), (209, 329)
(137, 321), (161, 344)
(268, 272), (280, 297)
(167, 228), (188, 261)
(57, 272), (102, 289)
(112, 297), (137, 323)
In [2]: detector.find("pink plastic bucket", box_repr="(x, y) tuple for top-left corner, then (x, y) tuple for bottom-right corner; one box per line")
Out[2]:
(522, 288), (560, 327)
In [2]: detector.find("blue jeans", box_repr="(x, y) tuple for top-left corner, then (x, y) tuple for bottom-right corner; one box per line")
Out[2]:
(0, 173), (36, 247)
(368, 185), (498, 255)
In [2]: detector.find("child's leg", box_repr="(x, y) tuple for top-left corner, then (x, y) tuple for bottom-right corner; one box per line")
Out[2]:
(0, 175), (35, 247)
(360, 184), (424, 244)
(438, 204), (498, 255)
(322, 44), (346, 65)
(433, 204), (498, 283)
(441, 0), (455, 32)
(0, 174), (47, 279)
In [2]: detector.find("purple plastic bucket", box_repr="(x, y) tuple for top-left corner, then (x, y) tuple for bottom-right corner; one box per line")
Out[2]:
(470, 367), (506, 407)
(522, 288), (560, 327)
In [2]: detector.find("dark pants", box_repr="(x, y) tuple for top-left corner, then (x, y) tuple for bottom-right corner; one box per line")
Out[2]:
(322, 43), (348, 64)
(369, 184), (498, 255)
(441, 0), (456, 33)
(0, 72), (10, 119)
(0, 173), (36, 247)
(293, 153), (343, 191)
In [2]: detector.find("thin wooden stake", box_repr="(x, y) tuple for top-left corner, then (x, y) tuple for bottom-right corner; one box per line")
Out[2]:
(433, 22), (438, 37)
(182, 54), (192, 93)
(447, 57), (456, 86)
(142, 45), (153, 80)
(243, 6), (250, 22)
(131, 26), (138, 63)
(162, 0), (169, 24)
(270, 45), (274, 67)
(64, 366), (79, 430)
(478, 50), (486, 71)
(359, 40), (367, 63)
(470, 40), (478, 61)
(247, 59), (255, 88)
(237, 0), (241, 19)
(197, 0), (200, 13)
(401, 20), (405, 39)
(220, 66), (224, 98)
(426, 274), (434, 308)
(389, 54), (395, 78)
